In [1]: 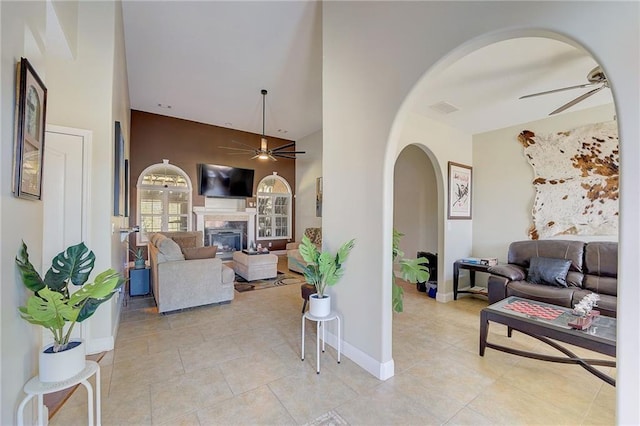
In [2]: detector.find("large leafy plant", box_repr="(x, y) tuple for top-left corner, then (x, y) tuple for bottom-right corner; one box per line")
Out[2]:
(392, 229), (430, 313)
(16, 241), (124, 352)
(298, 235), (355, 298)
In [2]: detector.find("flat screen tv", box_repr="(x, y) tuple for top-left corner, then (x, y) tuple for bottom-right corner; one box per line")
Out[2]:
(198, 164), (254, 198)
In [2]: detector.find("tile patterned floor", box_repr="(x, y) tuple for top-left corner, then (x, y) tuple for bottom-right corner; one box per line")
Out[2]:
(50, 258), (616, 425)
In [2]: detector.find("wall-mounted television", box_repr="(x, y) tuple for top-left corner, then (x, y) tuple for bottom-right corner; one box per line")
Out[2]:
(198, 164), (255, 198)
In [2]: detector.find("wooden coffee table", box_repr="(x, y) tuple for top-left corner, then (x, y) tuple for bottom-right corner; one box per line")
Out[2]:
(479, 296), (616, 386)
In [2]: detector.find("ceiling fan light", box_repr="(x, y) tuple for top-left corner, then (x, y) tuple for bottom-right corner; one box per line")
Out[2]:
(258, 153), (270, 160)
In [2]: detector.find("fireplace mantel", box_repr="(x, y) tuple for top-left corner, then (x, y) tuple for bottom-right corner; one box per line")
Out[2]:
(193, 206), (257, 248)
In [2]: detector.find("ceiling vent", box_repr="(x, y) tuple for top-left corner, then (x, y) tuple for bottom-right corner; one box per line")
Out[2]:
(429, 101), (459, 115)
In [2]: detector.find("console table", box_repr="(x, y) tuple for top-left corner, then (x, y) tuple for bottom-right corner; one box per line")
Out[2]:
(453, 260), (491, 300)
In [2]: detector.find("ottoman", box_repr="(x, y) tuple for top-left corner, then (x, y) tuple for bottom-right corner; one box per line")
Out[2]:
(233, 251), (278, 281)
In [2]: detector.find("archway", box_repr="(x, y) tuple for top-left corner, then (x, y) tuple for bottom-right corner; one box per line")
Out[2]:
(384, 30), (618, 376)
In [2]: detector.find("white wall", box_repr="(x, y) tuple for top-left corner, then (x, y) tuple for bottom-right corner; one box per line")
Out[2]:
(473, 104), (617, 263)
(1, 1), (129, 422)
(323, 2), (639, 422)
(295, 130), (322, 237)
(1, 3), (48, 424)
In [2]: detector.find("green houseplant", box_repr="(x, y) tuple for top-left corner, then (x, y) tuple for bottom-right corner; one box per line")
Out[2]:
(16, 241), (124, 381)
(129, 247), (146, 269)
(392, 229), (430, 313)
(298, 235), (355, 316)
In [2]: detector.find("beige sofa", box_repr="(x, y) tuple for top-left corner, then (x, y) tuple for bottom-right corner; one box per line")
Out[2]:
(148, 231), (234, 313)
(286, 227), (321, 274)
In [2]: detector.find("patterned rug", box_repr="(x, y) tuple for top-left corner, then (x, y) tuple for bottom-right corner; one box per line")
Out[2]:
(234, 272), (306, 292)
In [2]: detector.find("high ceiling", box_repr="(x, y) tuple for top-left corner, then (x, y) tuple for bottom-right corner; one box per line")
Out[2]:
(122, 2), (614, 141)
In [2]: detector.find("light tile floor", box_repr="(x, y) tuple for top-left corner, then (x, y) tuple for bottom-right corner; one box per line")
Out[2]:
(51, 258), (616, 425)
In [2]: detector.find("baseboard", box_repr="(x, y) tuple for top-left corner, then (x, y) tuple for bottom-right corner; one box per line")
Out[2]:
(85, 336), (114, 354)
(322, 331), (394, 380)
(436, 291), (454, 303)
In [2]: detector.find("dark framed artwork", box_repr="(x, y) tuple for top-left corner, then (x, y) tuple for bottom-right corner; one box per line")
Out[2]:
(114, 121), (125, 216)
(124, 159), (130, 217)
(13, 58), (47, 200)
(447, 161), (472, 220)
(316, 177), (323, 217)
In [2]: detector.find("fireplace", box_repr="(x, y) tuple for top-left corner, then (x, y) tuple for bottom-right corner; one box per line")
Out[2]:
(206, 227), (244, 260)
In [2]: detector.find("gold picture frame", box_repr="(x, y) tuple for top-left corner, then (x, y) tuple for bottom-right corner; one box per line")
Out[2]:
(13, 58), (47, 200)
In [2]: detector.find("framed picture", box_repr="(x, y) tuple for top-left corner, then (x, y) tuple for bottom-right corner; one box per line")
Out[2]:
(13, 58), (47, 200)
(448, 161), (472, 219)
(124, 158), (130, 217)
(114, 121), (125, 216)
(316, 177), (323, 217)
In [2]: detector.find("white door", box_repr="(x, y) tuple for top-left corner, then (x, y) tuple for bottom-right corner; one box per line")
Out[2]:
(42, 125), (91, 342)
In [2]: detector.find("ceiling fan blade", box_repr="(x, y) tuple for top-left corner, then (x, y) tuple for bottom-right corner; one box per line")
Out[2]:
(271, 142), (296, 151)
(273, 150), (306, 155)
(219, 146), (255, 152)
(231, 140), (259, 150)
(273, 153), (298, 159)
(519, 82), (598, 99)
(549, 85), (606, 115)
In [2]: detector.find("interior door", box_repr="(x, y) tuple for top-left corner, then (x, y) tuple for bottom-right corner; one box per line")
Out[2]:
(42, 125), (91, 342)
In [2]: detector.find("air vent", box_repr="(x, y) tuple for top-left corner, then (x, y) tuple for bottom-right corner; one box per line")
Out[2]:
(429, 101), (459, 115)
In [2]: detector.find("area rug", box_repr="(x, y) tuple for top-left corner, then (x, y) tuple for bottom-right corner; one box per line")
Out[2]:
(234, 271), (306, 292)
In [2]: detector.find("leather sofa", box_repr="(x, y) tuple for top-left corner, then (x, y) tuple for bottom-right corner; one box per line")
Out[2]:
(148, 231), (234, 313)
(487, 240), (617, 317)
(286, 227), (321, 274)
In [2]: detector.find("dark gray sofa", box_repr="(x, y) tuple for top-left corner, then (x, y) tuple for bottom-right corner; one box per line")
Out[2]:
(487, 240), (618, 317)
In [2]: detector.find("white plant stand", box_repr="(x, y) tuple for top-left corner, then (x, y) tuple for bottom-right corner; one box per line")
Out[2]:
(17, 360), (101, 426)
(301, 311), (341, 374)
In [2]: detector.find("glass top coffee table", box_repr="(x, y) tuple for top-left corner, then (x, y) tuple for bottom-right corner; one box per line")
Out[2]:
(479, 296), (616, 386)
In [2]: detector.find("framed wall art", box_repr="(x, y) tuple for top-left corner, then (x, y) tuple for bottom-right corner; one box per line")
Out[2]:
(13, 58), (47, 200)
(114, 121), (125, 216)
(447, 161), (472, 220)
(316, 176), (323, 217)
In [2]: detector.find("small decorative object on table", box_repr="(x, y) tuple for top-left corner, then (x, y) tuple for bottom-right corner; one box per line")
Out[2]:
(569, 293), (601, 330)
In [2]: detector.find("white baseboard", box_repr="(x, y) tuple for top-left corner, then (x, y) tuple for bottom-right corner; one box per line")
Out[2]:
(85, 336), (114, 355)
(437, 291), (454, 302)
(322, 331), (394, 380)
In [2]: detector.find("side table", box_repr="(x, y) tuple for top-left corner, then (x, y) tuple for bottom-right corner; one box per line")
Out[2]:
(453, 260), (492, 300)
(17, 360), (101, 426)
(301, 311), (341, 374)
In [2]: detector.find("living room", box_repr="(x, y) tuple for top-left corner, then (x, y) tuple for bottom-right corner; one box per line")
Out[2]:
(2, 1), (639, 425)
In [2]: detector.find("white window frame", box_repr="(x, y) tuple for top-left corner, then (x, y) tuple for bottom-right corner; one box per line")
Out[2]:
(256, 175), (292, 241)
(136, 161), (192, 246)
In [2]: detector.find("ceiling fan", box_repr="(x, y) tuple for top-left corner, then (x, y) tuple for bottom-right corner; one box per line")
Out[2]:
(519, 66), (609, 115)
(220, 89), (305, 161)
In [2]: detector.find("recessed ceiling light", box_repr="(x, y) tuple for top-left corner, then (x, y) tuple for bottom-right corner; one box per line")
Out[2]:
(157, 103), (172, 109)
(224, 122), (233, 127)
(277, 129), (288, 134)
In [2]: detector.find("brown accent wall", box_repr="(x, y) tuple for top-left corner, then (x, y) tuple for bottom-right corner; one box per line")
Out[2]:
(129, 110), (296, 251)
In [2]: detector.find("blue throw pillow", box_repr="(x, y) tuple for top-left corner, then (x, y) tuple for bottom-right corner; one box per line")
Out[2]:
(526, 256), (572, 288)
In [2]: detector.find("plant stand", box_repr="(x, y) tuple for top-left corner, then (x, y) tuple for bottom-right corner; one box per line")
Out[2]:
(301, 311), (341, 374)
(17, 360), (101, 426)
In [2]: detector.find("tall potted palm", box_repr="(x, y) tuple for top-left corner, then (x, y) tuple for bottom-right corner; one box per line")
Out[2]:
(16, 241), (124, 382)
(298, 235), (355, 317)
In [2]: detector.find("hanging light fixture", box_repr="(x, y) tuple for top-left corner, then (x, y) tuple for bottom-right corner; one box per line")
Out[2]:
(219, 89), (306, 160)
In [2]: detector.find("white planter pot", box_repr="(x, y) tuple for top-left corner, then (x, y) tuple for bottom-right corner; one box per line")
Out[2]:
(39, 339), (86, 383)
(309, 294), (331, 317)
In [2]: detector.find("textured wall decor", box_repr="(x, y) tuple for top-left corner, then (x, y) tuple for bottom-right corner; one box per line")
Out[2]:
(518, 121), (618, 239)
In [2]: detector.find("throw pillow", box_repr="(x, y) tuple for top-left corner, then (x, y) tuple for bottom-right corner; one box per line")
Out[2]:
(182, 246), (217, 260)
(171, 236), (197, 250)
(526, 256), (572, 287)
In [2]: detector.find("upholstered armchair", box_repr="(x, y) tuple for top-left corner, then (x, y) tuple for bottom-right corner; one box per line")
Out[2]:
(286, 227), (321, 274)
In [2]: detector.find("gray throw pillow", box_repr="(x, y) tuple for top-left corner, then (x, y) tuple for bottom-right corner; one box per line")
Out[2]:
(527, 256), (572, 287)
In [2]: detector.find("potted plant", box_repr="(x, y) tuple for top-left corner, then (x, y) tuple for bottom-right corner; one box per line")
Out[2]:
(298, 235), (355, 317)
(129, 247), (146, 269)
(16, 241), (124, 382)
(392, 229), (430, 313)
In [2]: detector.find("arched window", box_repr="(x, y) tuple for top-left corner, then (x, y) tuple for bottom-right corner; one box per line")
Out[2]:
(136, 160), (192, 245)
(256, 174), (292, 240)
